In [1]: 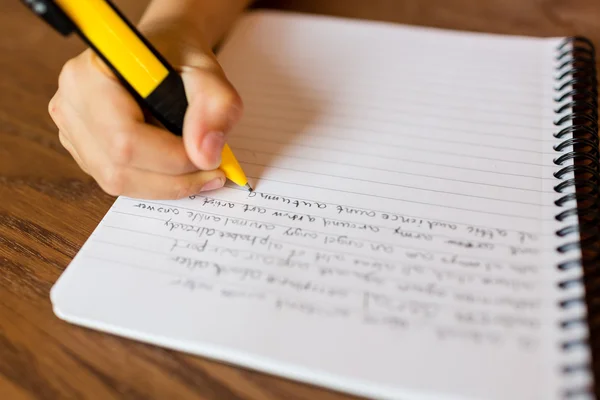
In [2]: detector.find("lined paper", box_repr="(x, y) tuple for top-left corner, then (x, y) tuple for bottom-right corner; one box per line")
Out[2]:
(50, 11), (589, 400)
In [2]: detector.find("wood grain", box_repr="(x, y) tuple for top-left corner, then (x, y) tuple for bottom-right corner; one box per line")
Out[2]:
(1, 0), (599, 399)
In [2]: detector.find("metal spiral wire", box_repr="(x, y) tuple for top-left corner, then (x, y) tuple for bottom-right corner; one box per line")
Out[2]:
(553, 36), (600, 398)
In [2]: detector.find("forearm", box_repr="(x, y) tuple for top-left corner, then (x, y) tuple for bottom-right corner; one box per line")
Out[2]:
(138, 0), (253, 47)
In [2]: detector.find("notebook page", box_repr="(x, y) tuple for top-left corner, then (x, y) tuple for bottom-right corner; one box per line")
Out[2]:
(50, 11), (588, 400)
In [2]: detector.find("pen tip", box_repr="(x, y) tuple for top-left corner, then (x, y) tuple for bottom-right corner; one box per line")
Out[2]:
(244, 183), (253, 192)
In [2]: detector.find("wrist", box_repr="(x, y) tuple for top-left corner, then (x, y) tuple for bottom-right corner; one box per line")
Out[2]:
(136, 17), (215, 70)
(139, 13), (206, 42)
(138, 0), (251, 49)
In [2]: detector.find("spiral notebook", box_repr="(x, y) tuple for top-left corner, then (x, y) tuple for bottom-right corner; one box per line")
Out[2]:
(49, 10), (599, 400)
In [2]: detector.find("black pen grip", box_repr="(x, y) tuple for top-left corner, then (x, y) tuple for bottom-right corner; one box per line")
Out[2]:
(101, 0), (189, 136)
(144, 71), (188, 136)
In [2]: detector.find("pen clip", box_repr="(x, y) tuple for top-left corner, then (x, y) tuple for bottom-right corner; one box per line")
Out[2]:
(20, 0), (75, 36)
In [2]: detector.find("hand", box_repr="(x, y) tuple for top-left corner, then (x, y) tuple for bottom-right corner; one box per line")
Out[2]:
(48, 24), (243, 199)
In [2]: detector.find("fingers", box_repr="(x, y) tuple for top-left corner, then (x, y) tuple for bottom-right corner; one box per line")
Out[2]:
(58, 51), (199, 175)
(48, 26), (245, 200)
(49, 49), (226, 199)
(58, 131), (90, 175)
(60, 122), (226, 199)
(75, 127), (226, 199)
(96, 162), (226, 200)
(55, 91), (226, 199)
(181, 64), (243, 171)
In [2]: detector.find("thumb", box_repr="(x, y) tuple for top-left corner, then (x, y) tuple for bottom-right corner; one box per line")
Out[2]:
(181, 59), (243, 171)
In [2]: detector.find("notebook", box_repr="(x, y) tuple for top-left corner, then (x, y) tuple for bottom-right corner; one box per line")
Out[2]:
(50, 10), (599, 400)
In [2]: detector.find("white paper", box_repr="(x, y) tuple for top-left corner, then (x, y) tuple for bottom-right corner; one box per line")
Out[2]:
(50, 11), (591, 400)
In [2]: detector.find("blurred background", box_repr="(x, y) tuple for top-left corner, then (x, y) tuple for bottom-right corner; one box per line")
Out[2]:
(2, 1), (600, 399)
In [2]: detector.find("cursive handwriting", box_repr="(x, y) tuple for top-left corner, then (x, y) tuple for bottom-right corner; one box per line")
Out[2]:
(122, 192), (548, 349)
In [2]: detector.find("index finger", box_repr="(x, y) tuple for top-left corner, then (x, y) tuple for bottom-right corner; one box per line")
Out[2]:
(64, 51), (200, 175)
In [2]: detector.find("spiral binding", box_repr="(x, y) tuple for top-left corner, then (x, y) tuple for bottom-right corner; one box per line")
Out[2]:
(553, 36), (600, 398)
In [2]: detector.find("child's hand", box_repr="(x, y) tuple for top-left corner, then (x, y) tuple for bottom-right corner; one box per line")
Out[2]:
(48, 26), (243, 199)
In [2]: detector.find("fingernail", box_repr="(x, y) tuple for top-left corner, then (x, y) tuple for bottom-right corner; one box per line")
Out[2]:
(201, 131), (226, 166)
(200, 178), (224, 192)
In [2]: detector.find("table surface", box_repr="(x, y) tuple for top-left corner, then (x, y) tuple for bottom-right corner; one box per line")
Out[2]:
(2, 1), (600, 399)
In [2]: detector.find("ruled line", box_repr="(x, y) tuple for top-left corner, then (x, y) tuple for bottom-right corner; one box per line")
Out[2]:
(244, 91), (560, 126)
(83, 253), (368, 312)
(230, 146), (556, 181)
(242, 106), (557, 144)
(243, 170), (549, 207)
(233, 50), (545, 81)
(235, 63), (546, 96)
(240, 161), (554, 198)
(117, 198), (545, 251)
(85, 251), (537, 312)
(94, 235), (542, 284)
(197, 187), (549, 237)
(242, 86), (546, 118)
(232, 135), (551, 167)
(233, 72), (546, 107)
(242, 104), (543, 133)
(116, 209), (531, 262)
(239, 178), (554, 221)
(239, 112), (547, 142)
(103, 213), (540, 269)
(238, 122), (549, 154)
(100, 225), (421, 271)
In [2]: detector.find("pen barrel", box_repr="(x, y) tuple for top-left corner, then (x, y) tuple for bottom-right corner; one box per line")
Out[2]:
(145, 71), (188, 136)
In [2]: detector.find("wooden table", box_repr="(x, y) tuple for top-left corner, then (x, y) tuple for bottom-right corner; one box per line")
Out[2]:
(2, 1), (600, 399)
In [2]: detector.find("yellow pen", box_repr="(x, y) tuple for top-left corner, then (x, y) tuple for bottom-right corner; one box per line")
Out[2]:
(21, 0), (252, 191)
